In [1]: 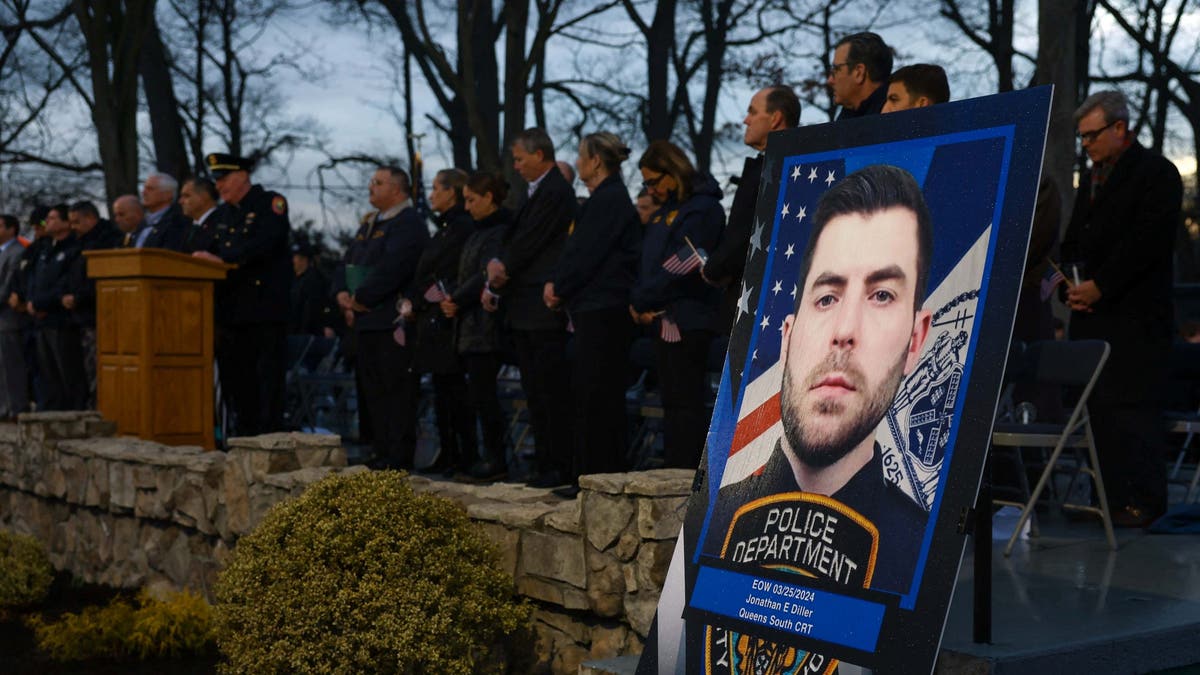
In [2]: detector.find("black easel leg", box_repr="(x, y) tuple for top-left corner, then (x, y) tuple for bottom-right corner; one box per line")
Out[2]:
(973, 455), (992, 644)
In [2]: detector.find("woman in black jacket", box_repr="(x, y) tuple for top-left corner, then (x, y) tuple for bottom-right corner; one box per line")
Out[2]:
(410, 169), (476, 476)
(545, 132), (641, 494)
(441, 172), (511, 481)
(631, 140), (726, 470)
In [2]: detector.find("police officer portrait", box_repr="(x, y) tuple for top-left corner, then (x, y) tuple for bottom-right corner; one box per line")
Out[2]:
(705, 165), (934, 599)
(681, 99), (1043, 670)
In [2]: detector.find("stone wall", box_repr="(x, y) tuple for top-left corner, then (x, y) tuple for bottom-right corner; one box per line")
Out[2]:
(0, 412), (686, 673)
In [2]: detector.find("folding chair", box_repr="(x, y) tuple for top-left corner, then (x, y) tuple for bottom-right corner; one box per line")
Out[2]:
(1165, 342), (1200, 503)
(991, 339), (1116, 556)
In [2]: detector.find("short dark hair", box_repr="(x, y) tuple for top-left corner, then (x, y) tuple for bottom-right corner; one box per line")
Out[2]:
(512, 128), (555, 162)
(0, 214), (18, 234)
(378, 165), (412, 195)
(764, 85), (802, 128)
(185, 176), (219, 202)
(436, 168), (469, 203)
(889, 64), (950, 105)
(28, 205), (49, 228)
(797, 165), (933, 308)
(836, 32), (893, 83)
(49, 203), (70, 222)
(638, 140), (698, 201)
(68, 200), (100, 220)
(466, 171), (509, 205)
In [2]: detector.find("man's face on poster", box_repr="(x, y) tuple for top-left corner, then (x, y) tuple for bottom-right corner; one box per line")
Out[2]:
(780, 207), (930, 469)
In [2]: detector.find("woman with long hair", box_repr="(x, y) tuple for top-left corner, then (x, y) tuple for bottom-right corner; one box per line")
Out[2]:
(632, 140), (726, 469)
(441, 172), (512, 481)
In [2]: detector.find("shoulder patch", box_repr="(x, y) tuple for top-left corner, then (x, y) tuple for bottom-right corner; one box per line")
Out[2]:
(272, 195), (287, 215)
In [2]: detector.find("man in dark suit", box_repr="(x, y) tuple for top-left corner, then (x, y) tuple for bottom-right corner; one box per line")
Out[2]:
(486, 128), (577, 487)
(0, 214), (27, 419)
(332, 165), (429, 470)
(178, 177), (221, 253)
(827, 32), (892, 119)
(65, 201), (121, 407)
(192, 152), (293, 436)
(113, 195), (150, 248)
(26, 204), (86, 411)
(1062, 90), (1182, 527)
(703, 84), (800, 334)
(141, 172), (190, 251)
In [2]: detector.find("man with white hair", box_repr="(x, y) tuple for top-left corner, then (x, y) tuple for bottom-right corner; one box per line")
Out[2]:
(140, 172), (189, 250)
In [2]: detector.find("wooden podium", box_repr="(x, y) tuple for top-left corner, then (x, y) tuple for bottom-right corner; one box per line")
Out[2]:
(86, 249), (232, 449)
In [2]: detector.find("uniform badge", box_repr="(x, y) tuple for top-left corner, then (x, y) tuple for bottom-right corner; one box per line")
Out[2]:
(567, 219), (576, 236)
(272, 196), (287, 215)
(56, 252), (65, 261)
(705, 493), (877, 675)
(665, 209), (679, 226)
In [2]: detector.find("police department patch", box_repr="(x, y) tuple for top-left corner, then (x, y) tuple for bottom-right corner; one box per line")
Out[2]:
(272, 196), (287, 215)
(705, 493), (879, 675)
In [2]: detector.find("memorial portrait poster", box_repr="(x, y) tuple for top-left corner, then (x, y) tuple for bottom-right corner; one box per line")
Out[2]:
(638, 87), (1051, 675)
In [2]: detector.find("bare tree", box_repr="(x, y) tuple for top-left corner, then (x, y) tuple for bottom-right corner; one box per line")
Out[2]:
(0, 2), (90, 172)
(140, 8), (189, 179)
(161, 0), (319, 174)
(1094, 0), (1200, 197)
(18, 0), (156, 202)
(1033, 0), (1082, 228)
(938, 0), (1036, 93)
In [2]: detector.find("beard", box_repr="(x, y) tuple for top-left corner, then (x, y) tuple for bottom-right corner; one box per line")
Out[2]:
(780, 347), (908, 469)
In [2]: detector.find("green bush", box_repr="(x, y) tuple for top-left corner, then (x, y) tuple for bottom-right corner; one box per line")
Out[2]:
(214, 470), (532, 674)
(0, 530), (53, 610)
(27, 589), (216, 661)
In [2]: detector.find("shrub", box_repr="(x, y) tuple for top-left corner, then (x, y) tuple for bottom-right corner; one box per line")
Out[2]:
(214, 470), (532, 674)
(27, 589), (216, 662)
(0, 530), (53, 610)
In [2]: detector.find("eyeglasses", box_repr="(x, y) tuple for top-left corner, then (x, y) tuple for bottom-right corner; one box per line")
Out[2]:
(642, 172), (667, 190)
(1078, 120), (1117, 144)
(826, 61), (854, 78)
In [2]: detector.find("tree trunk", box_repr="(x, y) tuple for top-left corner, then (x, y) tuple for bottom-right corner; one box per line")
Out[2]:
(75, 0), (155, 203)
(644, 0), (676, 141)
(140, 11), (190, 179)
(501, 0), (528, 182)
(1034, 0), (1079, 231)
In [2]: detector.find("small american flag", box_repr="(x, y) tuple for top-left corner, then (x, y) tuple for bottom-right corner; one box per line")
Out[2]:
(660, 315), (681, 343)
(661, 239), (707, 275)
(423, 280), (448, 303)
(1039, 264), (1066, 301)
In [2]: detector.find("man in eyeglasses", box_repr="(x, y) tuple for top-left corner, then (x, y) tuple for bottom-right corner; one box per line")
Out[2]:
(826, 32), (893, 120)
(1061, 90), (1182, 528)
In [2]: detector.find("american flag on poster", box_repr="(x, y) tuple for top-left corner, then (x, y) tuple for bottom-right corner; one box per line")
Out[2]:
(713, 156), (991, 511)
(715, 158), (845, 490)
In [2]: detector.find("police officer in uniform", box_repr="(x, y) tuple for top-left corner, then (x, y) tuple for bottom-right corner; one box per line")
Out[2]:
(332, 165), (429, 470)
(192, 153), (292, 436)
(26, 204), (86, 411)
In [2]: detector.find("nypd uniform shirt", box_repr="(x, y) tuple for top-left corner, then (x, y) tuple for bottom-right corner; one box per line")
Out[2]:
(208, 184), (292, 325)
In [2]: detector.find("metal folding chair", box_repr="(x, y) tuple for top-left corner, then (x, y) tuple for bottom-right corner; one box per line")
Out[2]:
(1165, 343), (1200, 503)
(991, 339), (1116, 556)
